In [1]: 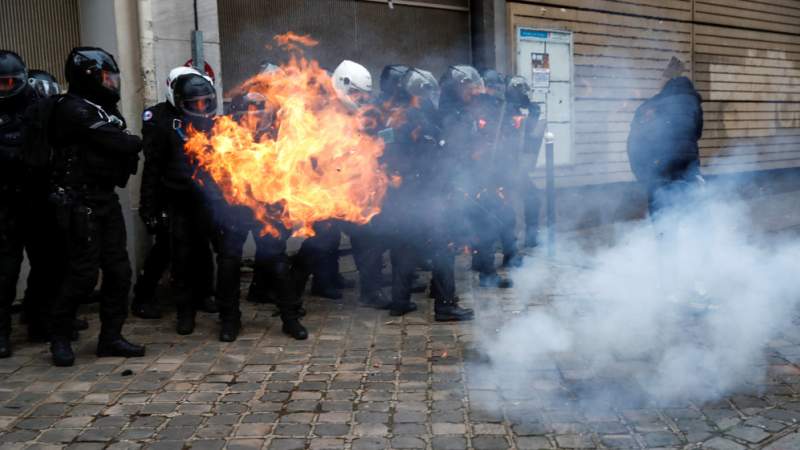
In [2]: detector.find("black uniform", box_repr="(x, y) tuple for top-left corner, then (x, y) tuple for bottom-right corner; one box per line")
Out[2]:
(135, 103), (215, 319)
(0, 82), (38, 351)
(48, 92), (142, 350)
(384, 66), (474, 321)
(140, 101), (216, 331)
(627, 76), (703, 215)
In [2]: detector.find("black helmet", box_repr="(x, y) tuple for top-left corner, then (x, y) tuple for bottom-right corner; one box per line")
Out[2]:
(440, 65), (484, 105)
(481, 69), (506, 99)
(173, 74), (217, 119)
(379, 65), (409, 100)
(65, 47), (121, 104)
(28, 69), (61, 98)
(0, 51), (28, 100)
(401, 68), (439, 108)
(506, 76), (531, 108)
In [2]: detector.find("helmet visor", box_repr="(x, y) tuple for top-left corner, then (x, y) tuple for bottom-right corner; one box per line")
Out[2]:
(347, 87), (372, 107)
(404, 69), (440, 108)
(0, 73), (27, 98)
(100, 70), (121, 94)
(181, 93), (218, 118)
(29, 78), (61, 97)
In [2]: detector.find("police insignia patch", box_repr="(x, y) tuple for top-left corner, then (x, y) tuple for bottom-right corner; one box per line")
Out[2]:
(142, 110), (153, 121)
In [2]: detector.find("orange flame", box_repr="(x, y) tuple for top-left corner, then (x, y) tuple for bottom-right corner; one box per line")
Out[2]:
(185, 34), (388, 237)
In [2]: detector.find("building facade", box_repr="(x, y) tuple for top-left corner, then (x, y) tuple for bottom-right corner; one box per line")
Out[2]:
(2, 0), (799, 284)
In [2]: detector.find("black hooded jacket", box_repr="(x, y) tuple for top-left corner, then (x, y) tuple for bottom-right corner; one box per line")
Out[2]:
(627, 76), (703, 183)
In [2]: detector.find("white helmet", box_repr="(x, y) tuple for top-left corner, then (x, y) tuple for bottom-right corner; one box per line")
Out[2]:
(331, 60), (372, 110)
(166, 66), (213, 107)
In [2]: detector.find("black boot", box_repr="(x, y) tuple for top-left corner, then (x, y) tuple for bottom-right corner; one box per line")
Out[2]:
(0, 336), (10, 358)
(359, 290), (392, 309)
(50, 340), (75, 367)
(176, 311), (196, 335)
(219, 320), (241, 342)
(389, 301), (418, 317)
(479, 273), (513, 289)
(282, 318), (308, 340)
(96, 337), (146, 358)
(435, 298), (474, 322)
(131, 302), (161, 319)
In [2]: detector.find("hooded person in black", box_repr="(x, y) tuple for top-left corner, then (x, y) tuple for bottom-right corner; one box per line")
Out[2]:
(47, 47), (144, 366)
(627, 57), (704, 215)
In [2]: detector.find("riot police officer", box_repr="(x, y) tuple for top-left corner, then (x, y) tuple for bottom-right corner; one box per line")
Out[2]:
(134, 66), (217, 320)
(214, 88), (308, 342)
(505, 76), (545, 250)
(383, 67), (474, 321)
(0, 50), (39, 356)
(140, 73), (218, 336)
(48, 47), (144, 366)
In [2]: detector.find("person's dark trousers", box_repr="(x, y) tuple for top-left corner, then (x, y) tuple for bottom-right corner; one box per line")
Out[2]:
(133, 227), (170, 306)
(344, 219), (385, 298)
(22, 188), (65, 339)
(647, 160), (702, 217)
(0, 190), (24, 340)
(469, 196), (503, 277)
(389, 218), (428, 307)
(49, 192), (132, 342)
(252, 229), (304, 320)
(294, 221), (341, 292)
(213, 226), (247, 326)
(167, 190), (213, 323)
(523, 184), (541, 247)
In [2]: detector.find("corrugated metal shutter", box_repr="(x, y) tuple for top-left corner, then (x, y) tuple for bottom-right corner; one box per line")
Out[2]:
(218, 0), (470, 93)
(0, 0), (81, 85)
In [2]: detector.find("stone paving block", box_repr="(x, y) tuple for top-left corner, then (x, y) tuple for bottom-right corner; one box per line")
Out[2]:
(725, 424), (770, 444)
(268, 438), (307, 450)
(554, 434), (595, 449)
(307, 438), (345, 449)
(38, 428), (82, 443)
(233, 423), (273, 438)
(313, 423), (349, 437)
(350, 437), (388, 450)
(702, 437), (747, 450)
(515, 436), (554, 449)
(430, 436), (468, 450)
(226, 439), (266, 450)
(472, 436), (511, 450)
(432, 423), (466, 435)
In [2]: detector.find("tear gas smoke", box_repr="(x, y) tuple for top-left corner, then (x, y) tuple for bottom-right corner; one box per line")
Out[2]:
(470, 180), (800, 409)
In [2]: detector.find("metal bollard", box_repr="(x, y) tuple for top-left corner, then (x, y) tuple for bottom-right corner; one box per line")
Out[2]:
(545, 132), (556, 258)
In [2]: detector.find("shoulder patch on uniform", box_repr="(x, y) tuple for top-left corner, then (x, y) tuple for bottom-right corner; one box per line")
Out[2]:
(143, 110), (154, 122)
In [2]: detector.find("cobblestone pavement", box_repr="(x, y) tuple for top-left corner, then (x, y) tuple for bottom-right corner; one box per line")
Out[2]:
(2, 238), (800, 449)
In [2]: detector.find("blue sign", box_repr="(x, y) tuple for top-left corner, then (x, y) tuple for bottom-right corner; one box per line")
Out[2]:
(520, 29), (549, 40)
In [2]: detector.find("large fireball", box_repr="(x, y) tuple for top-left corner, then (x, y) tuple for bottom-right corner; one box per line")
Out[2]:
(185, 33), (388, 237)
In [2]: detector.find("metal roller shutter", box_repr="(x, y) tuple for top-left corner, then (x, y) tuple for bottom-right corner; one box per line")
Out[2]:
(218, 0), (470, 92)
(0, 0), (81, 84)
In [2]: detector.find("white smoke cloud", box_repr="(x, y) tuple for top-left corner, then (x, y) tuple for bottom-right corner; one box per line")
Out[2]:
(470, 181), (800, 409)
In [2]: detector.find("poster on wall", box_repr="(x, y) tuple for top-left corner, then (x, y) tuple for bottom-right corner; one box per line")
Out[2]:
(531, 52), (550, 91)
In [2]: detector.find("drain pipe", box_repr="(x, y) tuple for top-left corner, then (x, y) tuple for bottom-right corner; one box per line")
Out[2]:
(137, 0), (158, 107)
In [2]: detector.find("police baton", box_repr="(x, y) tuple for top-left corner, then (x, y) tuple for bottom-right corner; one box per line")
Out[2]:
(545, 131), (556, 258)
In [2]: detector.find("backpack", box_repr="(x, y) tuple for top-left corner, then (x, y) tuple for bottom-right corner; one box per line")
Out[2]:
(21, 95), (63, 169)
